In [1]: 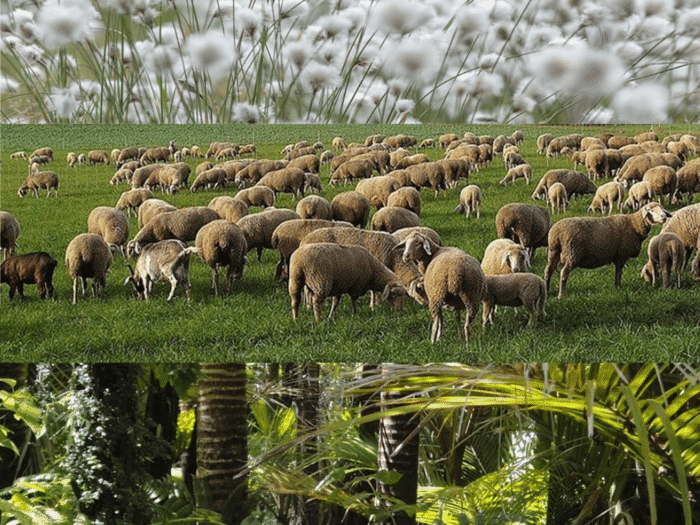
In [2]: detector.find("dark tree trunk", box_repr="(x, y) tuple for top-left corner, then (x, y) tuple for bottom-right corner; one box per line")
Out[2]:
(0, 364), (31, 490)
(145, 370), (179, 479)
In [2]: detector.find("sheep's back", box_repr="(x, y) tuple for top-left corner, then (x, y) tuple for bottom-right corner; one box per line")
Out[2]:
(661, 203), (700, 248)
(425, 249), (485, 307)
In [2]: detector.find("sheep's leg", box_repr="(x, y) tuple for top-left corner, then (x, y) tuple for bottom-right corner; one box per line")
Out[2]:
(429, 305), (443, 343)
(212, 266), (220, 297)
(80, 277), (87, 297)
(313, 295), (325, 322)
(543, 253), (560, 294)
(72, 278), (79, 304)
(166, 275), (179, 301)
(613, 262), (625, 289)
(558, 263), (574, 299)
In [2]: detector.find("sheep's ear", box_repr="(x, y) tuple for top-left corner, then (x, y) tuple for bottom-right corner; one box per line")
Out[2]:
(423, 238), (432, 255)
(501, 251), (510, 267)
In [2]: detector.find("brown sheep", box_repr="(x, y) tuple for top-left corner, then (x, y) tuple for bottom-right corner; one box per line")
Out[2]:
(495, 204), (550, 260)
(640, 232), (685, 289)
(208, 196), (249, 223)
(330, 191), (370, 228)
(371, 206), (420, 233)
(195, 220), (248, 296)
(1, 252), (57, 300)
(531, 169), (596, 200)
(386, 187), (421, 217)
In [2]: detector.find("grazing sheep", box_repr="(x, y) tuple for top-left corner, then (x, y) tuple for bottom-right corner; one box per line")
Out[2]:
(332, 137), (347, 150)
(88, 150), (110, 165)
(588, 181), (625, 214)
(482, 273), (547, 328)
(372, 206), (421, 233)
(287, 154), (321, 174)
(454, 185), (482, 219)
(1, 252), (57, 300)
(289, 243), (407, 322)
(673, 161), (700, 204)
(65, 233), (113, 304)
(330, 191), (370, 228)
(642, 165), (677, 204)
(77, 153), (86, 165)
(383, 134), (416, 149)
(439, 133), (459, 148)
(495, 204), (550, 260)
(402, 162), (447, 196)
(131, 164), (163, 189)
(635, 131), (658, 144)
(400, 232), (486, 343)
(536, 134), (554, 154)
(436, 158), (470, 188)
(296, 195), (333, 220)
(190, 167), (227, 192)
(681, 134), (699, 155)
(585, 149), (609, 180)
(1, 211), (21, 259)
(110, 148), (121, 162)
(547, 182), (569, 214)
(116, 147), (140, 167)
(115, 188), (154, 216)
(304, 173), (323, 194)
(128, 206), (220, 256)
(531, 169), (596, 200)
(194, 220), (248, 296)
(140, 146), (170, 164)
(208, 196), (248, 223)
(271, 219), (354, 281)
(110, 168), (134, 186)
(237, 208), (300, 262)
(544, 202), (672, 298)
(10, 151), (27, 160)
(500, 164), (532, 185)
(235, 160), (288, 187)
(355, 176), (401, 209)
(389, 148), (411, 168)
(623, 181), (655, 211)
(329, 159), (375, 186)
(234, 186), (276, 208)
(87, 206), (130, 256)
(394, 153), (430, 170)
(30, 147), (53, 160)
(660, 203), (700, 273)
(256, 167), (306, 198)
(124, 239), (196, 300)
(666, 141), (689, 162)
(392, 227), (443, 251)
(196, 161), (215, 176)
(138, 199), (177, 229)
(386, 187), (421, 217)
(66, 152), (77, 167)
(615, 153), (681, 187)
(640, 232), (685, 288)
(146, 162), (191, 193)
(18, 171), (59, 198)
(419, 138), (436, 149)
(320, 150), (334, 164)
(481, 239), (530, 275)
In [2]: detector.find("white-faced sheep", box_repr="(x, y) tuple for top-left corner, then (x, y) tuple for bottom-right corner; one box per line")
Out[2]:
(623, 181), (655, 211)
(237, 208), (300, 262)
(454, 185), (482, 218)
(66, 152), (77, 168)
(482, 273), (547, 328)
(392, 227), (443, 251)
(332, 137), (347, 150)
(1, 252), (57, 300)
(18, 171), (59, 198)
(1, 211), (21, 259)
(547, 182), (569, 214)
(386, 187), (421, 217)
(87, 206), (130, 256)
(355, 176), (401, 209)
(588, 181), (625, 214)
(208, 196), (249, 223)
(116, 188), (154, 216)
(544, 202), (672, 298)
(495, 204), (550, 261)
(65, 233), (113, 304)
(331, 191), (370, 228)
(234, 186), (276, 208)
(30, 147), (53, 160)
(138, 199), (177, 229)
(640, 232), (685, 289)
(531, 169), (596, 200)
(681, 134), (699, 155)
(10, 151), (27, 160)
(500, 164), (532, 185)
(190, 167), (227, 192)
(642, 165), (677, 204)
(194, 220), (248, 296)
(256, 167), (306, 198)
(371, 206), (421, 233)
(124, 239), (196, 300)
(400, 232), (486, 343)
(289, 243), (407, 322)
(127, 206), (220, 257)
(296, 195), (333, 220)
(481, 239), (530, 275)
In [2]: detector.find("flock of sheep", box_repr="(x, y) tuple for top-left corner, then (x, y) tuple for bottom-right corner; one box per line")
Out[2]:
(2, 128), (700, 344)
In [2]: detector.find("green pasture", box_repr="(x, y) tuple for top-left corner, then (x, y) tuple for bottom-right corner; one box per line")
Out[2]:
(1, 123), (700, 362)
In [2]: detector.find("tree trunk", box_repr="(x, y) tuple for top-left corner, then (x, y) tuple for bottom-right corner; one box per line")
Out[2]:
(0, 364), (31, 490)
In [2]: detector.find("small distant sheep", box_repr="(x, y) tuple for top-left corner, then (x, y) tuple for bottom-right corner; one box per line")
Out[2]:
(500, 164), (532, 185)
(125, 239), (196, 300)
(355, 176), (401, 209)
(65, 233), (113, 304)
(1, 211), (21, 259)
(234, 186), (276, 208)
(329, 159), (375, 186)
(481, 239), (530, 275)
(18, 171), (59, 198)
(585, 149), (609, 180)
(588, 181), (625, 214)
(87, 206), (130, 255)
(394, 153), (430, 170)
(547, 182), (569, 214)
(256, 167), (306, 198)
(454, 185), (482, 218)
(77, 153), (86, 165)
(536, 134), (554, 154)
(287, 154), (321, 174)
(296, 195), (333, 220)
(208, 196), (248, 223)
(117, 147), (140, 167)
(30, 147), (53, 160)
(331, 191), (370, 228)
(371, 206), (421, 233)
(495, 204), (550, 260)
(235, 160), (288, 187)
(320, 150), (334, 164)
(110, 168), (134, 186)
(640, 232), (685, 288)
(419, 138), (436, 149)
(1, 252), (57, 300)
(66, 152), (77, 168)
(482, 273), (547, 328)
(386, 187), (421, 217)
(115, 188), (154, 217)
(623, 181), (655, 211)
(532, 169), (596, 200)
(10, 151), (27, 160)
(88, 150), (110, 165)
(237, 208), (300, 261)
(304, 173), (323, 194)
(190, 167), (227, 193)
(195, 220), (248, 296)
(332, 137), (347, 150)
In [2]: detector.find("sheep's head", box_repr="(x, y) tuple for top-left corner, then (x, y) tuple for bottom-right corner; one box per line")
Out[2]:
(382, 283), (407, 311)
(124, 264), (145, 299)
(407, 279), (428, 306)
(502, 244), (530, 273)
(640, 260), (655, 285)
(401, 233), (430, 265)
(641, 202), (672, 226)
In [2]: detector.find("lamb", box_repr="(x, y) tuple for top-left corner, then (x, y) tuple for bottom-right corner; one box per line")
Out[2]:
(371, 206), (421, 233)
(288, 243), (408, 322)
(194, 220), (248, 296)
(640, 232), (685, 289)
(588, 181), (625, 214)
(495, 203), (550, 260)
(454, 185), (482, 219)
(1, 211), (21, 259)
(127, 206), (220, 257)
(482, 273), (547, 328)
(330, 191), (370, 228)
(208, 196), (249, 223)
(386, 187), (421, 217)
(138, 199), (177, 229)
(304, 173), (323, 194)
(110, 148), (121, 162)
(256, 167), (306, 198)
(544, 202), (672, 298)
(190, 167), (227, 192)
(124, 239), (197, 300)
(547, 182), (569, 213)
(623, 181), (655, 211)
(10, 151), (27, 160)
(320, 150), (334, 164)
(1, 252), (57, 300)
(18, 171), (59, 198)
(66, 152), (77, 168)
(400, 232), (486, 343)
(234, 186), (276, 208)
(500, 164), (532, 185)
(115, 188), (154, 216)
(237, 208), (300, 261)
(88, 150), (110, 165)
(642, 165), (677, 204)
(65, 233), (113, 304)
(355, 176), (401, 209)
(531, 169), (596, 200)
(295, 195), (333, 220)
(481, 239), (530, 275)
(419, 138), (436, 149)
(271, 219), (354, 281)
(87, 206), (130, 256)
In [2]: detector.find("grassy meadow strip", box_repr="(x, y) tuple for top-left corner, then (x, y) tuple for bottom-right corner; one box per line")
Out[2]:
(1, 124), (700, 362)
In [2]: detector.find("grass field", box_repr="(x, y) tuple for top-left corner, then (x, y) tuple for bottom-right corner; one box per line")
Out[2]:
(2, 123), (700, 362)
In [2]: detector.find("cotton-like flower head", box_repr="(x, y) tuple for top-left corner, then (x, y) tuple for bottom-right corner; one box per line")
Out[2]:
(314, 14), (352, 39)
(387, 79), (407, 98)
(0, 75), (19, 93)
(233, 102), (259, 124)
(379, 34), (440, 85)
(315, 41), (343, 67)
(395, 98), (415, 113)
(187, 30), (236, 81)
(370, 0), (434, 36)
(300, 62), (340, 93)
(37, 0), (101, 49)
(144, 45), (179, 76)
(341, 6), (367, 34)
(613, 41), (644, 64)
(236, 8), (263, 38)
(277, 0), (309, 21)
(612, 82), (669, 123)
(285, 40), (310, 70)
(454, 4), (490, 45)
(679, 7), (700, 37)
(46, 87), (79, 119)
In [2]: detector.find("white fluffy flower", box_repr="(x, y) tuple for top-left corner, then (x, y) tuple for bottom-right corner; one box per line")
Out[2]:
(236, 8), (263, 38)
(187, 30), (236, 81)
(144, 45), (179, 76)
(679, 7), (700, 37)
(612, 83), (669, 123)
(46, 87), (79, 118)
(233, 102), (259, 124)
(0, 75), (19, 93)
(380, 35), (441, 84)
(454, 5), (490, 44)
(300, 62), (340, 93)
(371, 0), (434, 35)
(37, 0), (101, 49)
(285, 40), (310, 70)
(395, 98), (415, 113)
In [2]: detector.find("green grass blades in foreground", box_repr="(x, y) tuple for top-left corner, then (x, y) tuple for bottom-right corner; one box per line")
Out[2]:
(2, 123), (700, 361)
